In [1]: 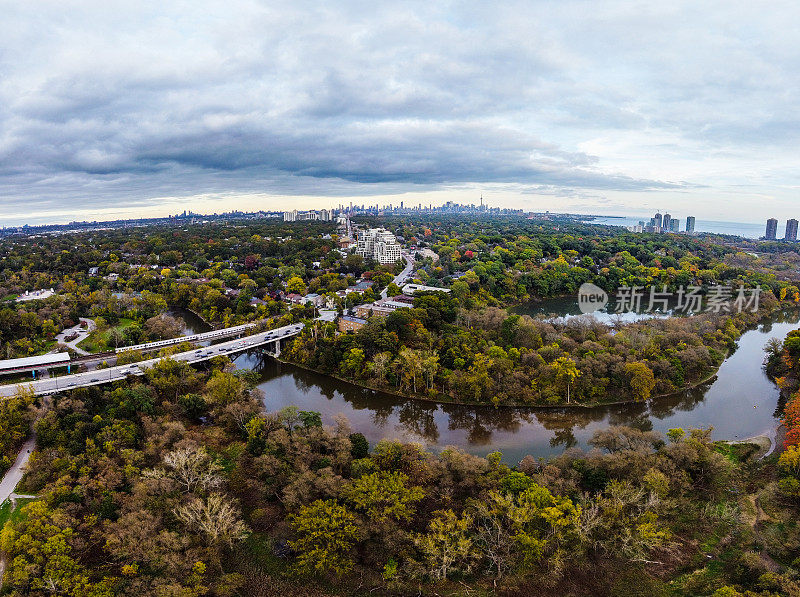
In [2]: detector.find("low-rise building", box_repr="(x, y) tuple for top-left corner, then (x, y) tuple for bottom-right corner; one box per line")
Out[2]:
(346, 280), (374, 294)
(301, 293), (325, 307)
(417, 248), (439, 262)
(339, 315), (367, 333)
(338, 237), (356, 250)
(355, 304), (394, 318)
(402, 283), (451, 294)
(354, 294), (414, 319)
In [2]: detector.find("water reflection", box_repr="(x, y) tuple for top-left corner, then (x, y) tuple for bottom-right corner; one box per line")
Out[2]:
(509, 296), (673, 325)
(168, 307), (213, 336)
(231, 309), (800, 463)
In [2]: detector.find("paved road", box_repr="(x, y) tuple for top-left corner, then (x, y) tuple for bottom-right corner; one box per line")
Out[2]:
(54, 318), (95, 356)
(0, 323), (304, 399)
(0, 434), (35, 505)
(382, 252), (415, 299)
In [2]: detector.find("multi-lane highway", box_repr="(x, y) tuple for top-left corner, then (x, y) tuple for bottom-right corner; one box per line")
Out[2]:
(0, 323), (304, 399)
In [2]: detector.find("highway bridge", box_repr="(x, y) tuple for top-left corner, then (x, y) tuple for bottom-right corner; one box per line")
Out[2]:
(0, 323), (304, 399)
(0, 319), (268, 378)
(117, 320), (264, 353)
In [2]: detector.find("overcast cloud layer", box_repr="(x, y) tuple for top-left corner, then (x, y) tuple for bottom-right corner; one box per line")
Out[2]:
(1, 1), (799, 224)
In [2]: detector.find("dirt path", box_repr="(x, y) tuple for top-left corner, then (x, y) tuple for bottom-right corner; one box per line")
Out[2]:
(740, 493), (781, 573)
(0, 434), (35, 506)
(0, 433), (36, 590)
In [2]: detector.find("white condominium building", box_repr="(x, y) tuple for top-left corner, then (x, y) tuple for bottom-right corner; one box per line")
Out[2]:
(284, 210), (333, 222)
(356, 228), (402, 264)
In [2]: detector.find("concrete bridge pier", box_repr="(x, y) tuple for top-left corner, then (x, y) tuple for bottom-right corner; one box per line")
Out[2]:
(264, 338), (281, 357)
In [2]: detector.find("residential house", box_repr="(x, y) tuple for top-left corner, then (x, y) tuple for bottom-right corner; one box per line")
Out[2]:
(301, 293), (325, 307)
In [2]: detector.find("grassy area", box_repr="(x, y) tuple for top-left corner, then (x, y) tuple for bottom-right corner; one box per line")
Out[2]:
(77, 318), (137, 353)
(0, 496), (37, 529)
(39, 340), (57, 353)
(714, 441), (762, 463)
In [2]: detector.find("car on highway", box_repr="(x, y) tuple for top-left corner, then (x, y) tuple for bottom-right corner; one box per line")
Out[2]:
(90, 378), (99, 382)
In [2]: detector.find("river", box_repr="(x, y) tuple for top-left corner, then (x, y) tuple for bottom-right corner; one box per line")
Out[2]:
(224, 309), (799, 464)
(509, 295), (670, 324)
(169, 307), (212, 337)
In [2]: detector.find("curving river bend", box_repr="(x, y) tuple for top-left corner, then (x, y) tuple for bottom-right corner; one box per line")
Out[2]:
(175, 306), (799, 464)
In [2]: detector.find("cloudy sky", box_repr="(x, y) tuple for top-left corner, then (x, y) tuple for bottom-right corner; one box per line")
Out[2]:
(1, 1), (799, 225)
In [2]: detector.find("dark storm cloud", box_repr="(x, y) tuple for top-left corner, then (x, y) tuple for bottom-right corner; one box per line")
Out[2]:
(0, 1), (798, 221)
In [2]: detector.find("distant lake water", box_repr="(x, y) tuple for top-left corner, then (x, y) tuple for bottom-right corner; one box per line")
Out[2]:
(584, 216), (764, 239)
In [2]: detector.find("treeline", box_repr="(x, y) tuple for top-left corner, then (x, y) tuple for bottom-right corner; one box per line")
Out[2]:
(287, 291), (779, 406)
(2, 357), (797, 595)
(0, 219), (393, 357)
(366, 215), (798, 304)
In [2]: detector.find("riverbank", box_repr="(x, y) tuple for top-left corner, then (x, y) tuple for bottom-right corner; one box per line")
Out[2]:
(242, 313), (795, 462)
(271, 348), (729, 411)
(722, 434), (775, 460)
(183, 307), (215, 330)
(278, 300), (795, 411)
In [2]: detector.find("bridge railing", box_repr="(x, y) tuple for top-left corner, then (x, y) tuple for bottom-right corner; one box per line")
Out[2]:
(1, 323), (306, 399)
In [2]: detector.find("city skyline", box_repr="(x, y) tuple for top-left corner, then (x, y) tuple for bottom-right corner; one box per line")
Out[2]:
(2, 2), (800, 225)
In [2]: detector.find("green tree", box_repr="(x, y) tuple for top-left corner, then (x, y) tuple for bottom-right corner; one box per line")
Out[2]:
(341, 347), (366, 378)
(286, 276), (307, 295)
(472, 484), (582, 575)
(551, 356), (580, 403)
(386, 282), (401, 296)
(625, 362), (656, 402)
(345, 470), (424, 523)
(2, 501), (115, 596)
(299, 410), (322, 428)
(289, 499), (360, 576)
(204, 370), (247, 405)
(415, 509), (476, 580)
(349, 432), (369, 459)
(397, 347), (423, 393)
